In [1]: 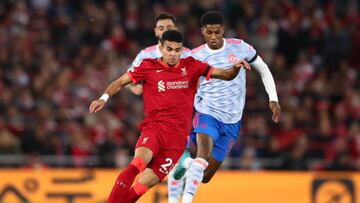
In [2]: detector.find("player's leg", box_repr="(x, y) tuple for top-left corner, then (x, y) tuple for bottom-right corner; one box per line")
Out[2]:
(134, 148), (180, 203)
(178, 135), (234, 185)
(108, 128), (159, 203)
(172, 110), (202, 181)
(168, 137), (197, 203)
(202, 157), (222, 183)
(202, 120), (241, 183)
(172, 135), (197, 180)
(172, 113), (210, 181)
(108, 147), (152, 203)
(122, 168), (160, 203)
(182, 113), (220, 203)
(168, 165), (186, 203)
(122, 147), (185, 203)
(182, 133), (213, 203)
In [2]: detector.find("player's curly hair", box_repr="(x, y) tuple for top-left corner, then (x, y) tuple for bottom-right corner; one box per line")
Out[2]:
(160, 30), (183, 44)
(200, 11), (224, 26)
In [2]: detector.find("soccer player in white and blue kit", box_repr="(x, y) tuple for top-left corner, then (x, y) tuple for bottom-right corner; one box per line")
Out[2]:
(167, 11), (281, 203)
(127, 12), (190, 94)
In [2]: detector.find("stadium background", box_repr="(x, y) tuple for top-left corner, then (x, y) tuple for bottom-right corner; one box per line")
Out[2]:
(0, 0), (359, 202)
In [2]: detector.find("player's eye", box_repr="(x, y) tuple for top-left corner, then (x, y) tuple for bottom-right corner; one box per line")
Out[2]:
(158, 26), (164, 30)
(167, 47), (173, 51)
(175, 48), (181, 52)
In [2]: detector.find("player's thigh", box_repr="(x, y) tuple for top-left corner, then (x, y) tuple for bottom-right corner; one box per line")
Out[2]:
(196, 133), (214, 159)
(211, 134), (237, 163)
(203, 157), (222, 183)
(148, 149), (183, 182)
(192, 113), (221, 143)
(137, 168), (160, 188)
(201, 139), (232, 183)
(207, 127), (238, 180)
(192, 113), (221, 158)
(182, 133), (197, 157)
(211, 120), (241, 162)
(135, 126), (161, 164)
(134, 147), (154, 165)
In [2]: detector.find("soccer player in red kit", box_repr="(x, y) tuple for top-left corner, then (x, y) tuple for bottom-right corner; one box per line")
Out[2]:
(89, 30), (250, 203)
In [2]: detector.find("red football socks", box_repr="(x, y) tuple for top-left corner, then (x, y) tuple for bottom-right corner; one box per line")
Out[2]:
(107, 157), (146, 203)
(123, 182), (149, 203)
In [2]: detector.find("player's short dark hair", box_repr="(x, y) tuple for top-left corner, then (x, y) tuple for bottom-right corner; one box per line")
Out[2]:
(160, 30), (183, 44)
(200, 11), (224, 26)
(155, 12), (176, 24)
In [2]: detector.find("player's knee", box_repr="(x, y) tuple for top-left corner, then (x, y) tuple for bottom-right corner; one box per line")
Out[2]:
(197, 148), (212, 160)
(196, 133), (213, 160)
(202, 152), (212, 161)
(131, 157), (146, 172)
(138, 169), (160, 188)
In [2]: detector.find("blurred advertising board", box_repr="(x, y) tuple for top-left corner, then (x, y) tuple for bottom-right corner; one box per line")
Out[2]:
(0, 169), (358, 203)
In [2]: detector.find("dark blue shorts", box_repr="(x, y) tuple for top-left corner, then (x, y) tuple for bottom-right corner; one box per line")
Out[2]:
(189, 112), (241, 162)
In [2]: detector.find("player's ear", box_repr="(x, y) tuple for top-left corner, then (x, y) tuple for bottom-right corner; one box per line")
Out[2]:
(154, 24), (161, 38)
(201, 27), (205, 34)
(220, 25), (225, 34)
(159, 44), (163, 51)
(154, 27), (159, 37)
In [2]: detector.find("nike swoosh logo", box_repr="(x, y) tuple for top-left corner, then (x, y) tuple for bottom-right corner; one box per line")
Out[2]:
(156, 70), (164, 73)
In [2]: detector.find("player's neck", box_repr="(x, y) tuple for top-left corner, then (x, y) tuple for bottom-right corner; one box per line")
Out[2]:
(206, 38), (226, 52)
(158, 58), (180, 69)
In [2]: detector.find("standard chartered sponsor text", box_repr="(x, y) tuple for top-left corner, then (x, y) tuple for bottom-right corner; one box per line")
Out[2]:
(166, 81), (189, 89)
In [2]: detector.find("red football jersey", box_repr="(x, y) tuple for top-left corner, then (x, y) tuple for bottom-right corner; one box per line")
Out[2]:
(128, 57), (213, 146)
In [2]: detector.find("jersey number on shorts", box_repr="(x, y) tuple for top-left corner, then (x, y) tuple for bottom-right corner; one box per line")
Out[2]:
(159, 158), (173, 174)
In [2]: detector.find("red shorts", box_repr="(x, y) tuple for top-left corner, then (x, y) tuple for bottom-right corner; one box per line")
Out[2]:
(135, 123), (186, 181)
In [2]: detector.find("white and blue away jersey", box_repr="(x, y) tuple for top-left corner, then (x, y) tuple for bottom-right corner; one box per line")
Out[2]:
(192, 38), (257, 124)
(129, 44), (191, 70)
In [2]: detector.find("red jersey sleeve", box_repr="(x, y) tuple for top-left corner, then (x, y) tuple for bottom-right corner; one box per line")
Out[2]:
(192, 60), (214, 80)
(127, 60), (149, 83)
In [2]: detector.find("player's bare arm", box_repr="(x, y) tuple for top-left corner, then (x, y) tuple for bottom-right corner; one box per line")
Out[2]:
(89, 73), (132, 113)
(126, 83), (143, 95)
(210, 59), (251, 80)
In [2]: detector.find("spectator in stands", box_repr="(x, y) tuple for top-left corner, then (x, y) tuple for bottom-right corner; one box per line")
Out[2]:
(0, 0), (358, 170)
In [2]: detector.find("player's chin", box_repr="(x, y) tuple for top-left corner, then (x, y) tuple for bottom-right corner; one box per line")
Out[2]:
(168, 60), (177, 66)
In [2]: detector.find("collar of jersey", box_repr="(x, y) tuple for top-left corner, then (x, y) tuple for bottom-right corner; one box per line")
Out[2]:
(158, 58), (181, 69)
(205, 38), (226, 53)
(156, 44), (160, 54)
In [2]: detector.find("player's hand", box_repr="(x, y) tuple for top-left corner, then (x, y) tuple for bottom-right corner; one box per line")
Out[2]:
(128, 84), (143, 95)
(89, 99), (106, 113)
(234, 60), (251, 71)
(269, 101), (281, 123)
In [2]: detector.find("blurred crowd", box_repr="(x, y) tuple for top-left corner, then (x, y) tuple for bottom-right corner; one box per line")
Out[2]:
(0, 0), (359, 171)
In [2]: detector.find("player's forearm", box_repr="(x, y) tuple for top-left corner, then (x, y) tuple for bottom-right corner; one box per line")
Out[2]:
(104, 79), (124, 97)
(224, 66), (240, 80)
(261, 72), (278, 102)
(251, 56), (278, 102)
(211, 66), (240, 80)
(101, 73), (132, 100)
(223, 66), (240, 80)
